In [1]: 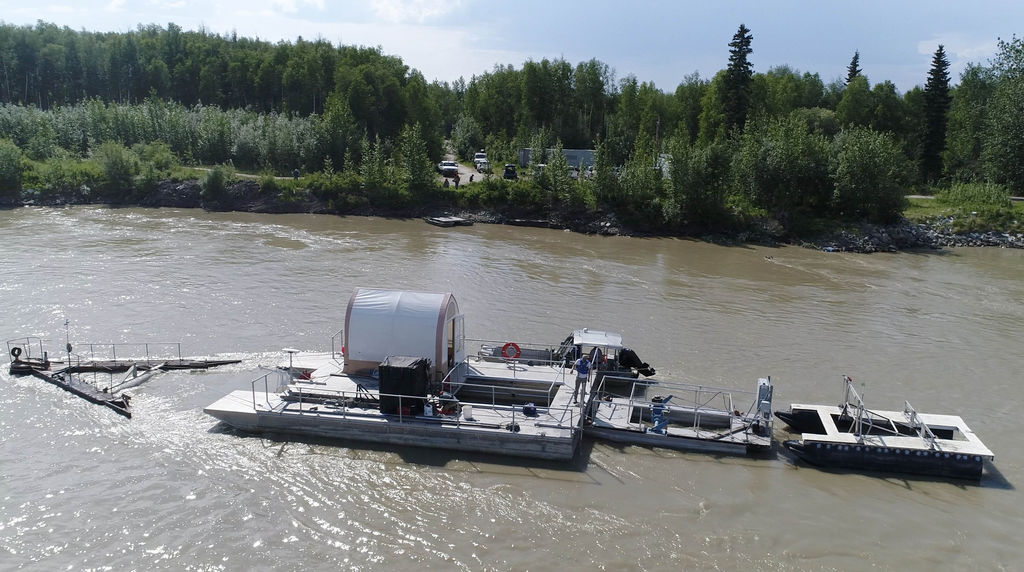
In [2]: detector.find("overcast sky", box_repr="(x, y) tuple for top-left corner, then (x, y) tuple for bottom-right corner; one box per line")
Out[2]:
(2, 0), (1019, 93)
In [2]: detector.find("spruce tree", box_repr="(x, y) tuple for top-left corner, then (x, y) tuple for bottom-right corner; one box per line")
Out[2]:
(723, 24), (754, 133)
(921, 45), (951, 183)
(846, 51), (862, 84)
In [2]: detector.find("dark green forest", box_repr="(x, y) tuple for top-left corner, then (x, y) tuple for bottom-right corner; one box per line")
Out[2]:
(1, 21), (1022, 234)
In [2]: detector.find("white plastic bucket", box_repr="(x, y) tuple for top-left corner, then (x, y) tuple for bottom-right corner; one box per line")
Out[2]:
(462, 404), (474, 420)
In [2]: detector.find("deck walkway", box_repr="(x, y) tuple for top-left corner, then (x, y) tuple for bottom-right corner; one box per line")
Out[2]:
(29, 369), (131, 418)
(206, 353), (591, 461)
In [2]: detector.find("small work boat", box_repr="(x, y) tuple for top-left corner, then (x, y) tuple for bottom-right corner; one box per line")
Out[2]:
(775, 375), (995, 480)
(423, 216), (472, 227)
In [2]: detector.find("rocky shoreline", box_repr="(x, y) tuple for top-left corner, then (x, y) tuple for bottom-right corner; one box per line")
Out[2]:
(7, 179), (1023, 253)
(794, 219), (1024, 252)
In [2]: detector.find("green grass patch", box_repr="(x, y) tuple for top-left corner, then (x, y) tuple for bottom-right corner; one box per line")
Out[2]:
(936, 182), (1012, 208)
(903, 197), (956, 221)
(953, 203), (1024, 233)
(903, 196), (1024, 233)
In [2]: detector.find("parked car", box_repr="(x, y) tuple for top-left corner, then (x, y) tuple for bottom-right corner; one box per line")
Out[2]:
(473, 151), (487, 164)
(438, 160), (458, 178)
(476, 160), (491, 173)
(502, 164), (518, 180)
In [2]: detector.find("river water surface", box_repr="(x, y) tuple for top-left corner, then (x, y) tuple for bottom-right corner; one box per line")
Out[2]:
(1, 206), (1022, 570)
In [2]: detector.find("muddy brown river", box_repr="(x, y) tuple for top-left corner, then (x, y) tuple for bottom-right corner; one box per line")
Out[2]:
(1, 206), (1021, 570)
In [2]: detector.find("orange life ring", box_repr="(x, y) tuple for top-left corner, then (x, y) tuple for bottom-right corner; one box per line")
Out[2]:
(501, 342), (521, 359)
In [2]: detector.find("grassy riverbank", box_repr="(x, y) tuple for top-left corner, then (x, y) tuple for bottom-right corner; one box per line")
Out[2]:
(904, 196), (1024, 233)
(5, 167), (1023, 254)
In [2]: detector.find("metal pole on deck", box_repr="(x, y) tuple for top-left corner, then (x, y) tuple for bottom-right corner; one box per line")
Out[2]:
(64, 318), (72, 374)
(283, 348), (300, 379)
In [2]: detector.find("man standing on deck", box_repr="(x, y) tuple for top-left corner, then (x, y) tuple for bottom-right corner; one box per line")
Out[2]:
(571, 353), (591, 404)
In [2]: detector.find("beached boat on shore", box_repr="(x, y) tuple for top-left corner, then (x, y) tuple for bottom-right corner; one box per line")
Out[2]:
(423, 216), (472, 227)
(775, 376), (995, 480)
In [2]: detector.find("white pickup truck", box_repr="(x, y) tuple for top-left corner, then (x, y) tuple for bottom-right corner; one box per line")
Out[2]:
(437, 160), (458, 178)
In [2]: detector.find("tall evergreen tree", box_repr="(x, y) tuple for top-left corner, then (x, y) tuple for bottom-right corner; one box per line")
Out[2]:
(722, 24), (754, 133)
(921, 44), (951, 183)
(846, 51), (862, 84)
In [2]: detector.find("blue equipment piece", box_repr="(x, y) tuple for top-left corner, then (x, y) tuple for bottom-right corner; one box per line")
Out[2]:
(647, 395), (674, 434)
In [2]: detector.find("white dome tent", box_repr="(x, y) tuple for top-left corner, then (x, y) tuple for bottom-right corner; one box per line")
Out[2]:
(342, 288), (464, 381)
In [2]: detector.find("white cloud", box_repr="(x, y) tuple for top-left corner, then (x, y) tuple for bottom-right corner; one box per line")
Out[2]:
(271, 0), (325, 13)
(105, 0), (127, 10)
(919, 35), (998, 66)
(39, 3), (77, 14)
(370, 0), (460, 24)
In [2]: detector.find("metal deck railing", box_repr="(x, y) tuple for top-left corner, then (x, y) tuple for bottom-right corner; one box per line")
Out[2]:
(591, 375), (768, 435)
(247, 360), (583, 430)
(6, 336), (48, 364)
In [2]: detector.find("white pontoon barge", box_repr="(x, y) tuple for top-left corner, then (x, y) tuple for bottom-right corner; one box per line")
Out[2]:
(775, 376), (995, 480)
(205, 288), (590, 461)
(205, 288), (774, 461)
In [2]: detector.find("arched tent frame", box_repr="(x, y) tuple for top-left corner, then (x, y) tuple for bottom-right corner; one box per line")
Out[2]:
(343, 288), (464, 381)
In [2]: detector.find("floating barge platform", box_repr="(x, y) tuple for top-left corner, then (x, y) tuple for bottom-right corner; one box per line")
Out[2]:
(205, 289), (775, 461)
(206, 354), (585, 461)
(776, 376), (995, 480)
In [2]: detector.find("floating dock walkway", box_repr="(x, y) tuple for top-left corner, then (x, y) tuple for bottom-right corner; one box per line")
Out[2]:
(58, 358), (240, 374)
(28, 368), (133, 418)
(7, 337), (240, 418)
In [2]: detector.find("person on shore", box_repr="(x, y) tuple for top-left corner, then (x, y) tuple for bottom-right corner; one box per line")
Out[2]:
(453, 173), (460, 189)
(571, 354), (591, 404)
(443, 178), (449, 188)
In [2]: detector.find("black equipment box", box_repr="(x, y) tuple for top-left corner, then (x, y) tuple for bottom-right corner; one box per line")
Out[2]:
(378, 356), (430, 415)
